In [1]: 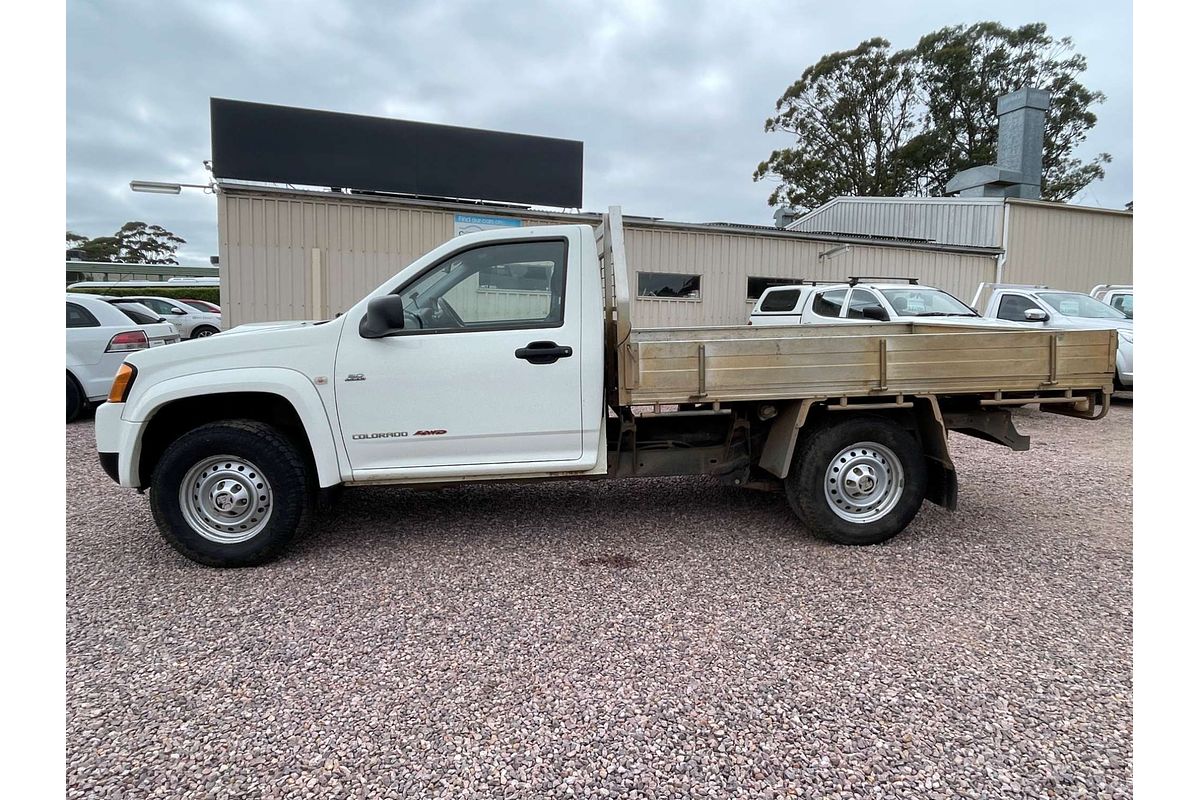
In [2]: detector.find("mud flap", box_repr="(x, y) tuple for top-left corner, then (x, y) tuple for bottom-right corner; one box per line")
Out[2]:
(924, 458), (958, 511)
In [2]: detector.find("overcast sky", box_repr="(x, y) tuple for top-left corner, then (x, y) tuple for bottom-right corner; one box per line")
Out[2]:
(67, 0), (1132, 264)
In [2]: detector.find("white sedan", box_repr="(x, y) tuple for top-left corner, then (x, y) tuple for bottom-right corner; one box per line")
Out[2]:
(66, 294), (180, 421)
(107, 295), (222, 339)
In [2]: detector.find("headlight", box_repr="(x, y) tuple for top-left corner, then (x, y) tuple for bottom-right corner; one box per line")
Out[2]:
(1117, 330), (1132, 344)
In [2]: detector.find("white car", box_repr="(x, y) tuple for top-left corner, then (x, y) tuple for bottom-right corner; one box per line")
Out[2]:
(108, 295), (222, 339)
(974, 283), (1133, 389)
(66, 294), (181, 421)
(748, 279), (1027, 329)
(1090, 284), (1133, 319)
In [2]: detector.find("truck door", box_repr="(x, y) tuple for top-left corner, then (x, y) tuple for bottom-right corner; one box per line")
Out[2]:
(334, 232), (586, 473)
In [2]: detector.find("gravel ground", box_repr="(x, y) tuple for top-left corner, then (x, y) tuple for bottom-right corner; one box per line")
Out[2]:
(67, 401), (1132, 799)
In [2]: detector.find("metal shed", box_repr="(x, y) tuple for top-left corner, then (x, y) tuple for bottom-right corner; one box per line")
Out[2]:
(216, 184), (1002, 329)
(788, 196), (1132, 294)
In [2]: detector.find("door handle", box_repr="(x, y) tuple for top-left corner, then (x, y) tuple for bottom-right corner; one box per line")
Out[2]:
(515, 340), (573, 364)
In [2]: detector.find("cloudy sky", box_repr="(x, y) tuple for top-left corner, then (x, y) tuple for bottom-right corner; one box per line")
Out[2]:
(67, 0), (1132, 264)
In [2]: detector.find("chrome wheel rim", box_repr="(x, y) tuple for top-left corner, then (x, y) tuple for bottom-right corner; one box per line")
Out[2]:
(824, 441), (904, 524)
(179, 455), (273, 543)
(196, 329), (215, 337)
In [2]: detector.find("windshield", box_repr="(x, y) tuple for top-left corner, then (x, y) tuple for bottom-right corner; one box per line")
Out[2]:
(879, 288), (976, 316)
(1035, 292), (1128, 320)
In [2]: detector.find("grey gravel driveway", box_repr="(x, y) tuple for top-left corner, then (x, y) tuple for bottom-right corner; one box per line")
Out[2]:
(67, 402), (1132, 799)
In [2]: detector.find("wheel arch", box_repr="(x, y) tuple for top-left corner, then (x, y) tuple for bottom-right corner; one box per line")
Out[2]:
(127, 372), (343, 489)
(758, 396), (957, 510)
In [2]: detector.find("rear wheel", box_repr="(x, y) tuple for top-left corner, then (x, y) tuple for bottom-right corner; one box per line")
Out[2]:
(785, 416), (927, 545)
(150, 420), (312, 566)
(191, 326), (219, 339)
(66, 374), (84, 423)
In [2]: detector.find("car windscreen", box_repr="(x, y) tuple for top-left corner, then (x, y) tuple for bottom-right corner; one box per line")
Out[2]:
(878, 288), (976, 316)
(1035, 292), (1128, 320)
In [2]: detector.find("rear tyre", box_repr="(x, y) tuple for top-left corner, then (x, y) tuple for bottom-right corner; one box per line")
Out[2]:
(66, 374), (84, 423)
(191, 326), (219, 339)
(785, 416), (927, 546)
(150, 420), (312, 567)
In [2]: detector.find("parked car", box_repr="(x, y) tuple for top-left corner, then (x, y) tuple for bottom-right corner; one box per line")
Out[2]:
(107, 295), (222, 339)
(66, 294), (181, 421)
(179, 298), (221, 314)
(974, 283), (1132, 389)
(1090, 284), (1133, 319)
(749, 278), (1026, 329)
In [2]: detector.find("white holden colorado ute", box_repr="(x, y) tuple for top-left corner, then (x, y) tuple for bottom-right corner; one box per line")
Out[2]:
(95, 208), (1117, 567)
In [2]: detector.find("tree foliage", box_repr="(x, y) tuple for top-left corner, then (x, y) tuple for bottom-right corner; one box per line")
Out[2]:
(65, 222), (187, 264)
(754, 22), (1111, 210)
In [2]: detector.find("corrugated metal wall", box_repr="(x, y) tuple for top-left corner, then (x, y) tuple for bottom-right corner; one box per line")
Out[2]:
(219, 188), (998, 328)
(789, 197), (1006, 248)
(624, 227), (996, 327)
(1002, 201), (1132, 292)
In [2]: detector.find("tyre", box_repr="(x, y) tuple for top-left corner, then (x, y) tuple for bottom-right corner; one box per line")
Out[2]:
(149, 420), (312, 567)
(191, 326), (219, 339)
(785, 416), (927, 546)
(66, 374), (84, 423)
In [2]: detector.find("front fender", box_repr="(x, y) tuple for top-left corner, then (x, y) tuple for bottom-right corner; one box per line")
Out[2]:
(122, 367), (345, 487)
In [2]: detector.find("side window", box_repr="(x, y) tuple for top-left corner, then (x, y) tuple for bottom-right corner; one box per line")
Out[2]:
(398, 239), (567, 332)
(637, 272), (701, 299)
(67, 302), (100, 328)
(142, 298), (174, 314)
(997, 294), (1039, 321)
(759, 289), (801, 313)
(844, 289), (878, 320)
(1112, 294), (1132, 316)
(811, 289), (847, 318)
(747, 277), (795, 301)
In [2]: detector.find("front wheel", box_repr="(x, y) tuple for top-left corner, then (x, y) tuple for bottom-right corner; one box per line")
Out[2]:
(150, 420), (312, 566)
(191, 326), (219, 339)
(785, 416), (927, 546)
(66, 374), (84, 423)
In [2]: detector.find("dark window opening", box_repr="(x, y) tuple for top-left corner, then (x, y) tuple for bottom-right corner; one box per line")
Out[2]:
(67, 302), (99, 328)
(747, 276), (797, 301)
(637, 272), (701, 299)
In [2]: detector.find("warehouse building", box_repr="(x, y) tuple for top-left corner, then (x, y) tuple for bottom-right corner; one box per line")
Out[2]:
(211, 96), (1126, 329)
(787, 195), (1131, 295)
(217, 182), (1002, 329)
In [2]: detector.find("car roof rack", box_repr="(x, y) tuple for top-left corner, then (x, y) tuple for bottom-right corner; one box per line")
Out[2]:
(847, 276), (919, 286)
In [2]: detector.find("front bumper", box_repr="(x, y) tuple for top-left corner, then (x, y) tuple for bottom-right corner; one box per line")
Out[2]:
(94, 401), (143, 487)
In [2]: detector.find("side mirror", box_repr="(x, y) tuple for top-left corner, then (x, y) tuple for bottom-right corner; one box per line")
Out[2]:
(359, 295), (407, 338)
(171, 308), (186, 315)
(861, 304), (890, 322)
(1024, 309), (1049, 322)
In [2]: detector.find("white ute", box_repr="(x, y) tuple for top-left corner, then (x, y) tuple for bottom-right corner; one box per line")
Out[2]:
(95, 208), (1117, 567)
(973, 283), (1133, 390)
(749, 279), (1025, 329)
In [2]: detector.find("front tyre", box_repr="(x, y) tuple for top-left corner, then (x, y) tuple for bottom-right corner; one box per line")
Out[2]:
(191, 326), (219, 339)
(785, 416), (927, 546)
(150, 420), (312, 566)
(66, 374), (84, 423)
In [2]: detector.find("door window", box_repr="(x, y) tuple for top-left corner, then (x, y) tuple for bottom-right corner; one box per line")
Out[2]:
(996, 294), (1039, 321)
(811, 289), (847, 318)
(140, 298), (176, 315)
(844, 289), (879, 320)
(397, 240), (567, 332)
